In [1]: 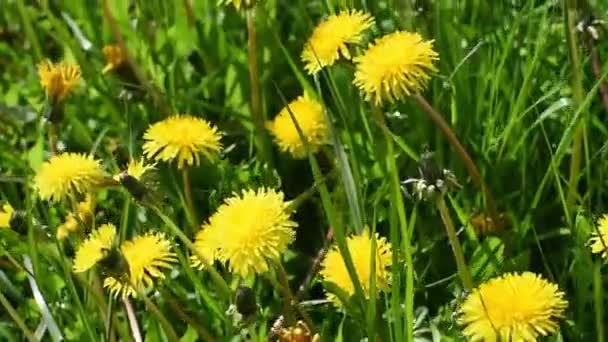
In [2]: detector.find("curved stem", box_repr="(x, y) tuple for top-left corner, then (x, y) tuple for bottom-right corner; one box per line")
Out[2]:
(413, 94), (500, 227)
(139, 292), (179, 342)
(123, 298), (143, 342)
(151, 206), (231, 300)
(272, 262), (315, 333)
(436, 196), (473, 290)
(182, 168), (198, 228)
(0, 290), (36, 342)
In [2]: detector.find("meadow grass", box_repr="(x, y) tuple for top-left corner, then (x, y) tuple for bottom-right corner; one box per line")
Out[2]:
(1, 0), (608, 341)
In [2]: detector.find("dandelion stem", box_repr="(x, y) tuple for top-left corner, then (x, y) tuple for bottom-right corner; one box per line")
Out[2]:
(413, 94), (500, 228)
(296, 229), (334, 300)
(273, 262), (316, 334)
(594, 260), (605, 342)
(48, 123), (58, 155)
(139, 292), (180, 342)
(0, 290), (36, 342)
(123, 298), (143, 342)
(162, 290), (217, 342)
(151, 206), (232, 300)
(246, 7), (273, 166)
(564, 0), (586, 218)
(182, 168), (198, 228)
(436, 196), (473, 290)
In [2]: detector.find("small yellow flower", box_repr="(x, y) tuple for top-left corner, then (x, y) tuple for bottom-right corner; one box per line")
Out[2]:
(302, 10), (374, 74)
(191, 188), (297, 278)
(37, 60), (81, 103)
(220, 0), (254, 10)
(104, 232), (177, 298)
(267, 95), (328, 159)
(589, 214), (608, 258)
(102, 45), (125, 74)
(143, 115), (223, 169)
(73, 224), (117, 273)
(459, 272), (568, 341)
(353, 31), (438, 105)
(113, 158), (155, 182)
(56, 196), (95, 240)
(34, 153), (106, 202)
(0, 203), (14, 228)
(320, 231), (392, 306)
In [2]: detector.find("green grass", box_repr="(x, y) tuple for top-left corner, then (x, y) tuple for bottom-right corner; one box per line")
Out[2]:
(1, 0), (608, 340)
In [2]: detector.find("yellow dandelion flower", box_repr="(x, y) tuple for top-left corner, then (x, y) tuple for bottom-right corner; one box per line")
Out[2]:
(353, 31), (438, 105)
(199, 188), (296, 278)
(301, 10), (374, 74)
(590, 214), (608, 258)
(56, 215), (78, 240)
(191, 223), (223, 269)
(143, 115), (223, 169)
(104, 232), (177, 298)
(220, 0), (254, 10)
(113, 158), (155, 182)
(37, 60), (81, 103)
(267, 95), (328, 159)
(320, 231), (392, 306)
(73, 224), (117, 273)
(102, 45), (125, 74)
(0, 203), (14, 228)
(34, 153), (106, 202)
(459, 272), (568, 342)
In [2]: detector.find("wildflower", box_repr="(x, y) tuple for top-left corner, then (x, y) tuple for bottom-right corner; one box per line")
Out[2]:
(191, 223), (223, 268)
(143, 115), (223, 169)
(267, 95), (328, 158)
(104, 232), (177, 298)
(302, 10), (374, 74)
(113, 158), (155, 182)
(589, 214), (608, 258)
(353, 31), (438, 105)
(0, 203), (14, 228)
(56, 196), (95, 240)
(73, 224), (117, 273)
(192, 188), (297, 278)
(320, 231), (392, 306)
(34, 153), (106, 202)
(220, 0), (254, 10)
(459, 272), (568, 341)
(37, 60), (81, 104)
(278, 321), (320, 342)
(102, 45), (125, 74)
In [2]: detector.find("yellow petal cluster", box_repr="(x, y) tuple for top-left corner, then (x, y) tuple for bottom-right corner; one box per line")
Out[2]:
(220, 0), (254, 10)
(37, 60), (81, 103)
(301, 10), (374, 74)
(267, 95), (328, 159)
(73, 224), (117, 273)
(0, 203), (14, 228)
(143, 115), (223, 169)
(104, 232), (177, 298)
(459, 272), (567, 341)
(56, 196), (95, 240)
(34, 153), (105, 202)
(320, 231), (392, 306)
(192, 188), (297, 278)
(102, 45), (126, 74)
(353, 31), (438, 105)
(589, 214), (608, 259)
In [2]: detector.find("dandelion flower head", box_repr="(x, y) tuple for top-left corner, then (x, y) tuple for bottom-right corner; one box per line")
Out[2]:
(193, 188), (297, 278)
(56, 196), (95, 240)
(301, 10), (374, 74)
(320, 230), (392, 306)
(590, 214), (608, 259)
(267, 95), (328, 159)
(73, 223), (117, 273)
(353, 31), (438, 105)
(34, 153), (105, 202)
(104, 232), (177, 298)
(0, 203), (14, 228)
(143, 115), (223, 169)
(102, 45), (125, 74)
(459, 272), (567, 342)
(37, 60), (81, 103)
(114, 158), (155, 182)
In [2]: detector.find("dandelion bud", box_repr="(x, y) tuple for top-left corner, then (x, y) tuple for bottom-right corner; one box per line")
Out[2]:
(235, 286), (257, 319)
(9, 210), (27, 233)
(98, 247), (130, 279)
(119, 172), (148, 201)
